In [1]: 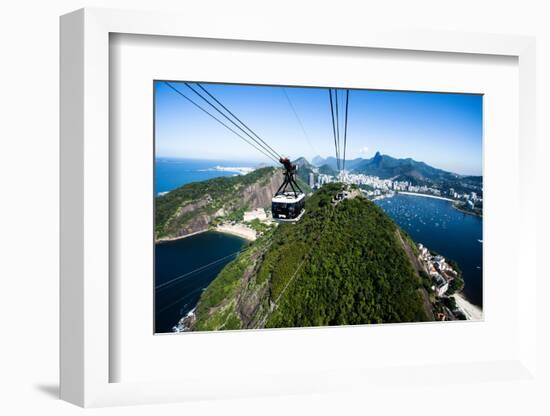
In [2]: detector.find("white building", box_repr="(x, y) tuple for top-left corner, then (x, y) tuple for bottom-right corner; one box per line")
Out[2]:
(243, 208), (267, 222)
(433, 274), (449, 296)
(417, 243), (429, 258)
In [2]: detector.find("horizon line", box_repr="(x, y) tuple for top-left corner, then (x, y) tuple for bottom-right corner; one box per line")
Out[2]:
(155, 153), (482, 177)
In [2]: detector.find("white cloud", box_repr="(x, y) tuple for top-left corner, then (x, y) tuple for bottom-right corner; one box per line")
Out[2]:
(358, 146), (369, 155)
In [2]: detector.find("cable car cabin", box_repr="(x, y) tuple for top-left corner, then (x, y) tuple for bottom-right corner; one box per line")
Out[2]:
(272, 156), (305, 221)
(271, 192), (305, 221)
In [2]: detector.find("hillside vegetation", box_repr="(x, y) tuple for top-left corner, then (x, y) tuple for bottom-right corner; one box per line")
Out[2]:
(192, 183), (430, 330)
(155, 167), (281, 240)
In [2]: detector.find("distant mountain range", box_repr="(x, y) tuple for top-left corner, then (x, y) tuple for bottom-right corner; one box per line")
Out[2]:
(305, 152), (481, 186)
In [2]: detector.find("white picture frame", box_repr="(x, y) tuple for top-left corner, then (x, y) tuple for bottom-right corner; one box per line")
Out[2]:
(60, 7), (538, 408)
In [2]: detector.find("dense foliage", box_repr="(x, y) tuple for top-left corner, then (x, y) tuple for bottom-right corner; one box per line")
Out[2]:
(155, 167), (276, 238)
(193, 234), (271, 331)
(318, 164), (338, 175)
(264, 184), (428, 327)
(193, 183), (430, 330)
(446, 258), (465, 295)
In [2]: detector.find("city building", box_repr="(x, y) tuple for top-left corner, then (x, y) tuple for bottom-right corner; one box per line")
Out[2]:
(433, 274), (449, 296)
(317, 171), (481, 206)
(309, 172), (315, 188)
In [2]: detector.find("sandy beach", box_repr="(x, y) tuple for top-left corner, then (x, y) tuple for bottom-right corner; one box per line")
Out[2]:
(156, 222), (258, 244)
(215, 223), (257, 241)
(156, 228), (208, 243)
(452, 293), (483, 320)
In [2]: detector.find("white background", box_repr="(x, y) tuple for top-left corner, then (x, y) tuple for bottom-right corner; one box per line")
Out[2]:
(111, 34), (519, 384)
(1, 0), (548, 415)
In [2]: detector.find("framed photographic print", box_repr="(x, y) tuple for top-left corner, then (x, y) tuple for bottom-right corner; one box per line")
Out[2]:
(153, 81), (483, 334)
(60, 8), (538, 408)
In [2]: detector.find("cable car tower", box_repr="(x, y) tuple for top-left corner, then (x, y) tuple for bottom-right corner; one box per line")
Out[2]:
(271, 157), (306, 222)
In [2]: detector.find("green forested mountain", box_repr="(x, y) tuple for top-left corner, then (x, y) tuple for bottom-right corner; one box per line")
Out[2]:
(192, 183), (431, 331)
(318, 163), (338, 175)
(291, 157), (314, 191)
(155, 167), (281, 240)
(312, 152), (462, 185)
(353, 152), (458, 183)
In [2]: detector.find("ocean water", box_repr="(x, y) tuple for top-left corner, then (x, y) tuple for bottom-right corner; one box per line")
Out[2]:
(375, 194), (483, 307)
(155, 231), (248, 333)
(154, 158), (257, 333)
(155, 158), (258, 195)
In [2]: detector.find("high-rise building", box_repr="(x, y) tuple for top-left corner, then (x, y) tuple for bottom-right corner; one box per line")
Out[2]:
(309, 172), (315, 188)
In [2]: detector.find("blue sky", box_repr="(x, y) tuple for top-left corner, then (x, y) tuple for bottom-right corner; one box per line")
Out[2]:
(155, 81), (483, 175)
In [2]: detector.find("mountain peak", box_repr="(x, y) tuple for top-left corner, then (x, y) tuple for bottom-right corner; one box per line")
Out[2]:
(293, 157), (311, 167)
(372, 151), (383, 163)
(311, 155), (326, 167)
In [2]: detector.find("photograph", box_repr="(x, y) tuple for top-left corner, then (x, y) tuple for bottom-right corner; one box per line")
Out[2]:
(154, 81), (483, 333)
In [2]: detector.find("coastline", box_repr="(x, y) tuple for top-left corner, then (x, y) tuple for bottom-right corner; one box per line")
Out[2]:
(156, 228), (208, 244)
(215, 223), (257, 241)
(452, 293), (483, 321)
(452, 205), (483, 218)
(156, 222), (258, 244)
(397, 191), (454, 202)
(397, 191), (482, 218)
(200, 166), (255, 175)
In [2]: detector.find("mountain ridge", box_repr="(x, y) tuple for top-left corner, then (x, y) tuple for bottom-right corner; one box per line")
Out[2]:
(155, 167), (282, 240)
(307, 152), (480, 185)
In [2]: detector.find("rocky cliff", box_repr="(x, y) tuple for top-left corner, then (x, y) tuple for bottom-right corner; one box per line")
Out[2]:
(155, 167), (283, 240)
